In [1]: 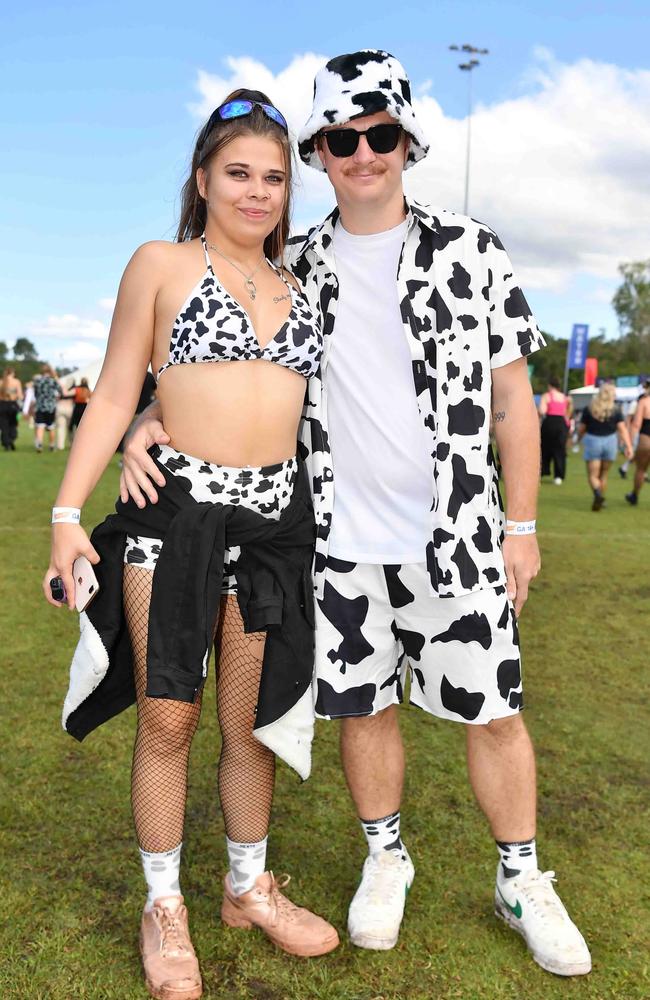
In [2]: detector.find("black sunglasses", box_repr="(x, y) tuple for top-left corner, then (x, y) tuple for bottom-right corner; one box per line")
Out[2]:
(321, 123), (403, 158)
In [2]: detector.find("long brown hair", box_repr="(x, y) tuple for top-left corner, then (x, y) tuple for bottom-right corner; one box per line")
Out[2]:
(176, 89), (293, 263)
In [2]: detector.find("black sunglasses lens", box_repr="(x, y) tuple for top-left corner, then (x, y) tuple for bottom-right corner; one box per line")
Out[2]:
(367, 125), (401, 153)
(324, 124), (402, 157)
(324, 129), (359, 157)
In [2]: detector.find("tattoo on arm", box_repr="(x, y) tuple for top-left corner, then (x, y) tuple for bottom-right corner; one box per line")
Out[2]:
(493, 410), (506, 422)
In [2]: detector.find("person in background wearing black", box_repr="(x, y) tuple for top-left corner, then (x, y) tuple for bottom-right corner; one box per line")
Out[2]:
(538, 377), (572, 484)
(578, 383), (633, 510)
(0, 367), (23, 451)
(625, 381), (650, 506)
(70, 378), (92, 437)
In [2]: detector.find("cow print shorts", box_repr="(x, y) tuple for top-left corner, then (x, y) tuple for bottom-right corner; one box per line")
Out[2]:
(314, 558), (523, 725)
(123, 444), (298, 594)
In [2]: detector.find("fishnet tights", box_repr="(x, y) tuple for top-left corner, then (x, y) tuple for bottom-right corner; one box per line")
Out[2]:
(215, 594), (275, 843)
(124, 567), (274, 853)
(125, 564), (203, 853)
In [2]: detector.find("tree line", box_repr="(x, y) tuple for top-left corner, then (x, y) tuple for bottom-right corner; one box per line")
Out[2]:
(0, 337), (73, 383)
(530, 259), (650, 392)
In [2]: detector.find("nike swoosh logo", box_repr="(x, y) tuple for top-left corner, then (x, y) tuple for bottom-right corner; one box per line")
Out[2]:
(497, 885), (522, 919)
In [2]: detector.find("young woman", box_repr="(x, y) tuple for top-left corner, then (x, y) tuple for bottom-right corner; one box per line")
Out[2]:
(578, 383), (633, 510)
(43, 90), (337, 1000)
(625, 381), (650, 506)
(538, 376), (572, 483)
(70, 377), (92, 435)
(0, 367), (23, 450)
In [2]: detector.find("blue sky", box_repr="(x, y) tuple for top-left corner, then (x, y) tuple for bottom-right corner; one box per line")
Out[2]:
(2, 0), (648, 369)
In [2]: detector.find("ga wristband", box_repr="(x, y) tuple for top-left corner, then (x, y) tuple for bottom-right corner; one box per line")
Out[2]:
(52, 506), (81, 525)
(505, 519), (536, 536)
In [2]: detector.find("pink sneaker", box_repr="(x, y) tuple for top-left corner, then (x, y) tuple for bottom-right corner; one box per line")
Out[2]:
(221, 871), (339, 957)
(140, 896), (203, 1000)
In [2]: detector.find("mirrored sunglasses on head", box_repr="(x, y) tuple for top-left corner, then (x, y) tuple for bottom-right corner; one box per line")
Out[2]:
(201, 99), (288, 146)
(321, 123), (403, 157)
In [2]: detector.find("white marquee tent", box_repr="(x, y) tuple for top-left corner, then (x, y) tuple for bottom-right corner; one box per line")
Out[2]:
(59, 359), (104, 391)
(569, 384), (644, 415)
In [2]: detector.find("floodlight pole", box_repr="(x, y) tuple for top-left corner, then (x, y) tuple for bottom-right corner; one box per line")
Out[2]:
(463, 67), (473, 215)
(449, 44), (489, 215)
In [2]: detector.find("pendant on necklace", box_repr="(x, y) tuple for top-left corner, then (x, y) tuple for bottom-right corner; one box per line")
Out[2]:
(245, 278), (257, 301)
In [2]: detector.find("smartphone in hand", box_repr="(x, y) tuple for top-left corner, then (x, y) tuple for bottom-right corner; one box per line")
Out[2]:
(72, 555), (100, 612)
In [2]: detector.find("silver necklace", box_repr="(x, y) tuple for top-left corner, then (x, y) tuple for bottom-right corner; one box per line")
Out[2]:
(205, 239), (265, 301)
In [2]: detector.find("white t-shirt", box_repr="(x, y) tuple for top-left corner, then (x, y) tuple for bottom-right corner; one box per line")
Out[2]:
(326, 219), (433, 563)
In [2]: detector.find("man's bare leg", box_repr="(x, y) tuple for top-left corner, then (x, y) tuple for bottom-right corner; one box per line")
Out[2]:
(465, 714), (536, 842)
(340, 705), (404, 818)
(467, 714), (590, 976)
(341, 706), (412, 951)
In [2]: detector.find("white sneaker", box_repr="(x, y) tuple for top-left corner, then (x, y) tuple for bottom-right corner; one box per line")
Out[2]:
(348, 848), (415, 950)
(495, 867), (591, 976)
(554, 477), (563, 485)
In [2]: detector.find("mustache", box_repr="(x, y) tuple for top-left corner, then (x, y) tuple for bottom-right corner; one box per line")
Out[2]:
(343, 165), (386, 177)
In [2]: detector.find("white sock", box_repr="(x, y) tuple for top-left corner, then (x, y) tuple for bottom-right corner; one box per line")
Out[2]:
(360, 811), (406, 859)
(226, 836), (268, 895)
(496, 837), (538, 880)
(140, 843), (182, 909)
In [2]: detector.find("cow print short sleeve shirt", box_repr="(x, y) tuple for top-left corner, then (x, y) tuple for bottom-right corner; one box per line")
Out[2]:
(285, 199), (546, 600)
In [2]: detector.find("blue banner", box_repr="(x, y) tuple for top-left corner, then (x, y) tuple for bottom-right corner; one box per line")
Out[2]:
(567, 323), (589, 369)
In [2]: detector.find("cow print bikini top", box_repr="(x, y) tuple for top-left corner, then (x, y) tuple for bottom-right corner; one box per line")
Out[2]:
(156, 234), (322, 382)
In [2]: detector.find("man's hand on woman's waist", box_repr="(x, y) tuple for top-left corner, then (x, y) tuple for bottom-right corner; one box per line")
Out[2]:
(120, 400), (170, 508)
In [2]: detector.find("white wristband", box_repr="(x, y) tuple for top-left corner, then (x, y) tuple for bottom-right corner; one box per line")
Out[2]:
(52, 506), (81, 525)
(506, 519), (536, 536)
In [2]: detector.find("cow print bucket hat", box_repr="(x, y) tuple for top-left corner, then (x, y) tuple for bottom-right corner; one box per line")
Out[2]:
(298, 49), (429, 171)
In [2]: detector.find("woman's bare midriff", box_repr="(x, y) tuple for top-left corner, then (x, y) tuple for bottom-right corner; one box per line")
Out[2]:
(155, 360), (306, 467)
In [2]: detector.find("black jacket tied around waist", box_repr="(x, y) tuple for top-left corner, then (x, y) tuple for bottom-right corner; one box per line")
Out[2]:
(62, 450), (317, 779)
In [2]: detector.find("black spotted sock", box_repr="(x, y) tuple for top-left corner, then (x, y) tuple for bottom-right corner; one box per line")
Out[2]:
(360, 810), (406, 859)
(496, 837), (537, 880)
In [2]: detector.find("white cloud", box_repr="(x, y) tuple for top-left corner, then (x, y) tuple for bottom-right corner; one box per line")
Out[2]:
(189, 54), (328, 137)
(191, 52), (650, 291)
(407, 57), (650, 290)
(26, 313), (109, 370)
(591, 285), (616, 305)
(98, 297), (116, 311)
(29, 314), (108, 340)
(57, 341), (105, 366)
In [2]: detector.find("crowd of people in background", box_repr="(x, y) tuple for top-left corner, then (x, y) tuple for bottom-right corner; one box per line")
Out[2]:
(537, 376), (650, 510)
(3, 361), (650, 516)
(0, 364), (160, 456)
(0, 363), (96, 453)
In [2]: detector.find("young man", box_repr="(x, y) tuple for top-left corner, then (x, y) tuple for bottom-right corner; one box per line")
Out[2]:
(121, 50), (590, 976)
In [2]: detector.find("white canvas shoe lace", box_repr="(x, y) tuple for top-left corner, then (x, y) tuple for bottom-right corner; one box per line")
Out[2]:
(516, 870), (569, 923)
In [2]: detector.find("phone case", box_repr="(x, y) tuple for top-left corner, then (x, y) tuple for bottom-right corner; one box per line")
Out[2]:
(72, 555), (100, 613)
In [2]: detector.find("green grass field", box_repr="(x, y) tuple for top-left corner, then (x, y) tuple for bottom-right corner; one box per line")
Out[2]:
(1, 428), (649, 1000)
